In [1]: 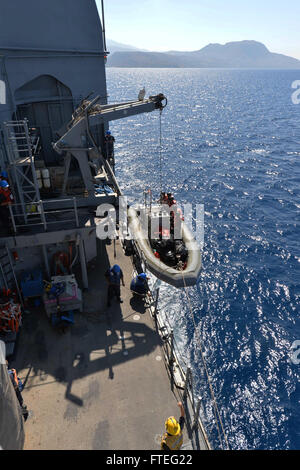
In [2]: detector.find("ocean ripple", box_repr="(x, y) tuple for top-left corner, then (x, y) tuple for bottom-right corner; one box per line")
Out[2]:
(107, 68), (300, 450)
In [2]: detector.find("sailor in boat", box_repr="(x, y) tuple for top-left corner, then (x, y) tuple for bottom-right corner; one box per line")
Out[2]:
(174, 240), (188, 271)
(166, 192), (176, 207)
(159, 191), (183, 230)
(151, 226), (188, 269)
(159, 191), (168, 205)
(159, 191), (176, 207)
(151, 193), (187, 270)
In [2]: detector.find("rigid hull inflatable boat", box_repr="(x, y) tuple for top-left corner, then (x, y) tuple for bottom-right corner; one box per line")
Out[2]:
(127, 204), (202, 288)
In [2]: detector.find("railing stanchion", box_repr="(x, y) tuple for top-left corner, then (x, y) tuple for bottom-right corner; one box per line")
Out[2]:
(73, 197), (79, 227)
(39, 200), (47, 231)
(152, 287), (160, 330)
(154, 287), (159, 317)
(8, 204), (17, 234)
(169, 329), (174, 366)
(192, 396), (202, 431)
(183, 365), (191, 402)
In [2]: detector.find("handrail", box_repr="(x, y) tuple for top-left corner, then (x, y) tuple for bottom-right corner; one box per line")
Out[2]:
(8, 197), (80, 234)
(149, 287), (211, 450)
(123, 235), (212, 450)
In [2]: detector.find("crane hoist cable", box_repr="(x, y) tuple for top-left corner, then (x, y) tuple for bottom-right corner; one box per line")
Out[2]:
(159, 108), (163, 194)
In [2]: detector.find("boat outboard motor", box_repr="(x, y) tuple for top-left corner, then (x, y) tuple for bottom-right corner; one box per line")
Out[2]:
(161, 250), (176, 266)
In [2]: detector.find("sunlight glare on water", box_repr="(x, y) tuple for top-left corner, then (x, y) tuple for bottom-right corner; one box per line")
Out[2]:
(107, 68), (300, 450)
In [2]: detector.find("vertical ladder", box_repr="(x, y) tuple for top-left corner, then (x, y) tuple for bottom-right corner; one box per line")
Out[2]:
(3, 119), (41, 224)
(0, 245), (23, 306)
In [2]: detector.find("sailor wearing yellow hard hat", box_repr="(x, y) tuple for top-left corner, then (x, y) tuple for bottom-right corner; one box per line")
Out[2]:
(161, 402), (185, 451)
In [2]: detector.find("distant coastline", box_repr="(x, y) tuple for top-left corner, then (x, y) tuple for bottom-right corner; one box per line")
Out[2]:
(106, 40), (300, 69)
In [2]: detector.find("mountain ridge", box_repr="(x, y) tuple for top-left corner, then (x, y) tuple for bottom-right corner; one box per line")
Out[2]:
(107, 40), (300, 69)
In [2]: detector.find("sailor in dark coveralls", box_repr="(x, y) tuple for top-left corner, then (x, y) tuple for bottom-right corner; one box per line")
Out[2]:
(104, 130), (115, 172)
(6, 362), (28, 421)
(105, 264), (125, 307)
(104, 131), (115, 159)
(130, 272), (149, 298)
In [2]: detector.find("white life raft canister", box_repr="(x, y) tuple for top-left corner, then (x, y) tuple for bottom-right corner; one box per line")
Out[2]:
(41, 168), (51, 188)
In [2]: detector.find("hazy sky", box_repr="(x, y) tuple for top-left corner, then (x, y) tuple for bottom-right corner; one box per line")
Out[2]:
(96, 0), (300, 59)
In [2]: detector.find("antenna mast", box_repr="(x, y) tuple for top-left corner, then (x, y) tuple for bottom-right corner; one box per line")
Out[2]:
(101, 0), (107, 53)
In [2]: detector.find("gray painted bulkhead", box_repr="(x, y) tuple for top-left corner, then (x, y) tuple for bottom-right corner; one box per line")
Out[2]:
(0, 2), (110, 449)
(0, 0), (108, 289)
(0, 0), (108, 167)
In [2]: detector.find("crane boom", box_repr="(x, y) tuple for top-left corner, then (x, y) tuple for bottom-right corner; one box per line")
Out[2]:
(53, 93), (167, 200)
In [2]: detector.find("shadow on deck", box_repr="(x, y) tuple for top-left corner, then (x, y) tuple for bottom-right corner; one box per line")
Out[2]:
(11, 238), (181, 450)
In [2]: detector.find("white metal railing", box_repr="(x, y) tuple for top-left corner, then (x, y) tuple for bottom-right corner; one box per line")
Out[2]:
(123, 235), (212, 450)
(149, 285), (212, 450)
(8, 198), (80, 234)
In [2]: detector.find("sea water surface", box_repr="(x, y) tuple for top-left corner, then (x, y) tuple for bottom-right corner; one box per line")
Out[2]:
(106, 68), (300, 450)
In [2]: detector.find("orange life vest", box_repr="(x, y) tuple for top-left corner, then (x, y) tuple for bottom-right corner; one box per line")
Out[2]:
(0, 187), (13, 204)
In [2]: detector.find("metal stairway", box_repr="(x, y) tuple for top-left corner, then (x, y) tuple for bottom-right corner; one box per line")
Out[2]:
(3, 119), (41, 225)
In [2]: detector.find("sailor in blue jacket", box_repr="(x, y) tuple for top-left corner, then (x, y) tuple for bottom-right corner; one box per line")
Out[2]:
(130, 273), (149, 298)
(105, 264), (125, 307)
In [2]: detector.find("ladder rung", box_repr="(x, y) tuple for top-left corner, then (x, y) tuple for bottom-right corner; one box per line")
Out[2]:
(1, 262), (10, 267)
(13, 158), (31, 165)
(3, 270), (13, 276)
(3, 270), (13, 275)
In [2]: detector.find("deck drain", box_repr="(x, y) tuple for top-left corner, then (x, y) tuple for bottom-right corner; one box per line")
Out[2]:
(156, 355), (162, 361)
(133, 314), (140, 321)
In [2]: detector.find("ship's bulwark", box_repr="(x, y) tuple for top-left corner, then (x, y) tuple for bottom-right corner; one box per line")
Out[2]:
(0, 346), (25, 450)
(0, 0), (106, 449)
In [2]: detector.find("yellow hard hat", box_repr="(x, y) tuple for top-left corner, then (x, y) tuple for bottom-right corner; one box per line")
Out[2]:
(165, 416), (180, 436)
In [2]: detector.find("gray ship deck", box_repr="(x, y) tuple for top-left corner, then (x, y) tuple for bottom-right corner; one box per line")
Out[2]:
(11, 235), (208, 450)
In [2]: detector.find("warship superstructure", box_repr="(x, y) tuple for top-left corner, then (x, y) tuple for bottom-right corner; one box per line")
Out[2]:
(0, 0), (211, 451)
